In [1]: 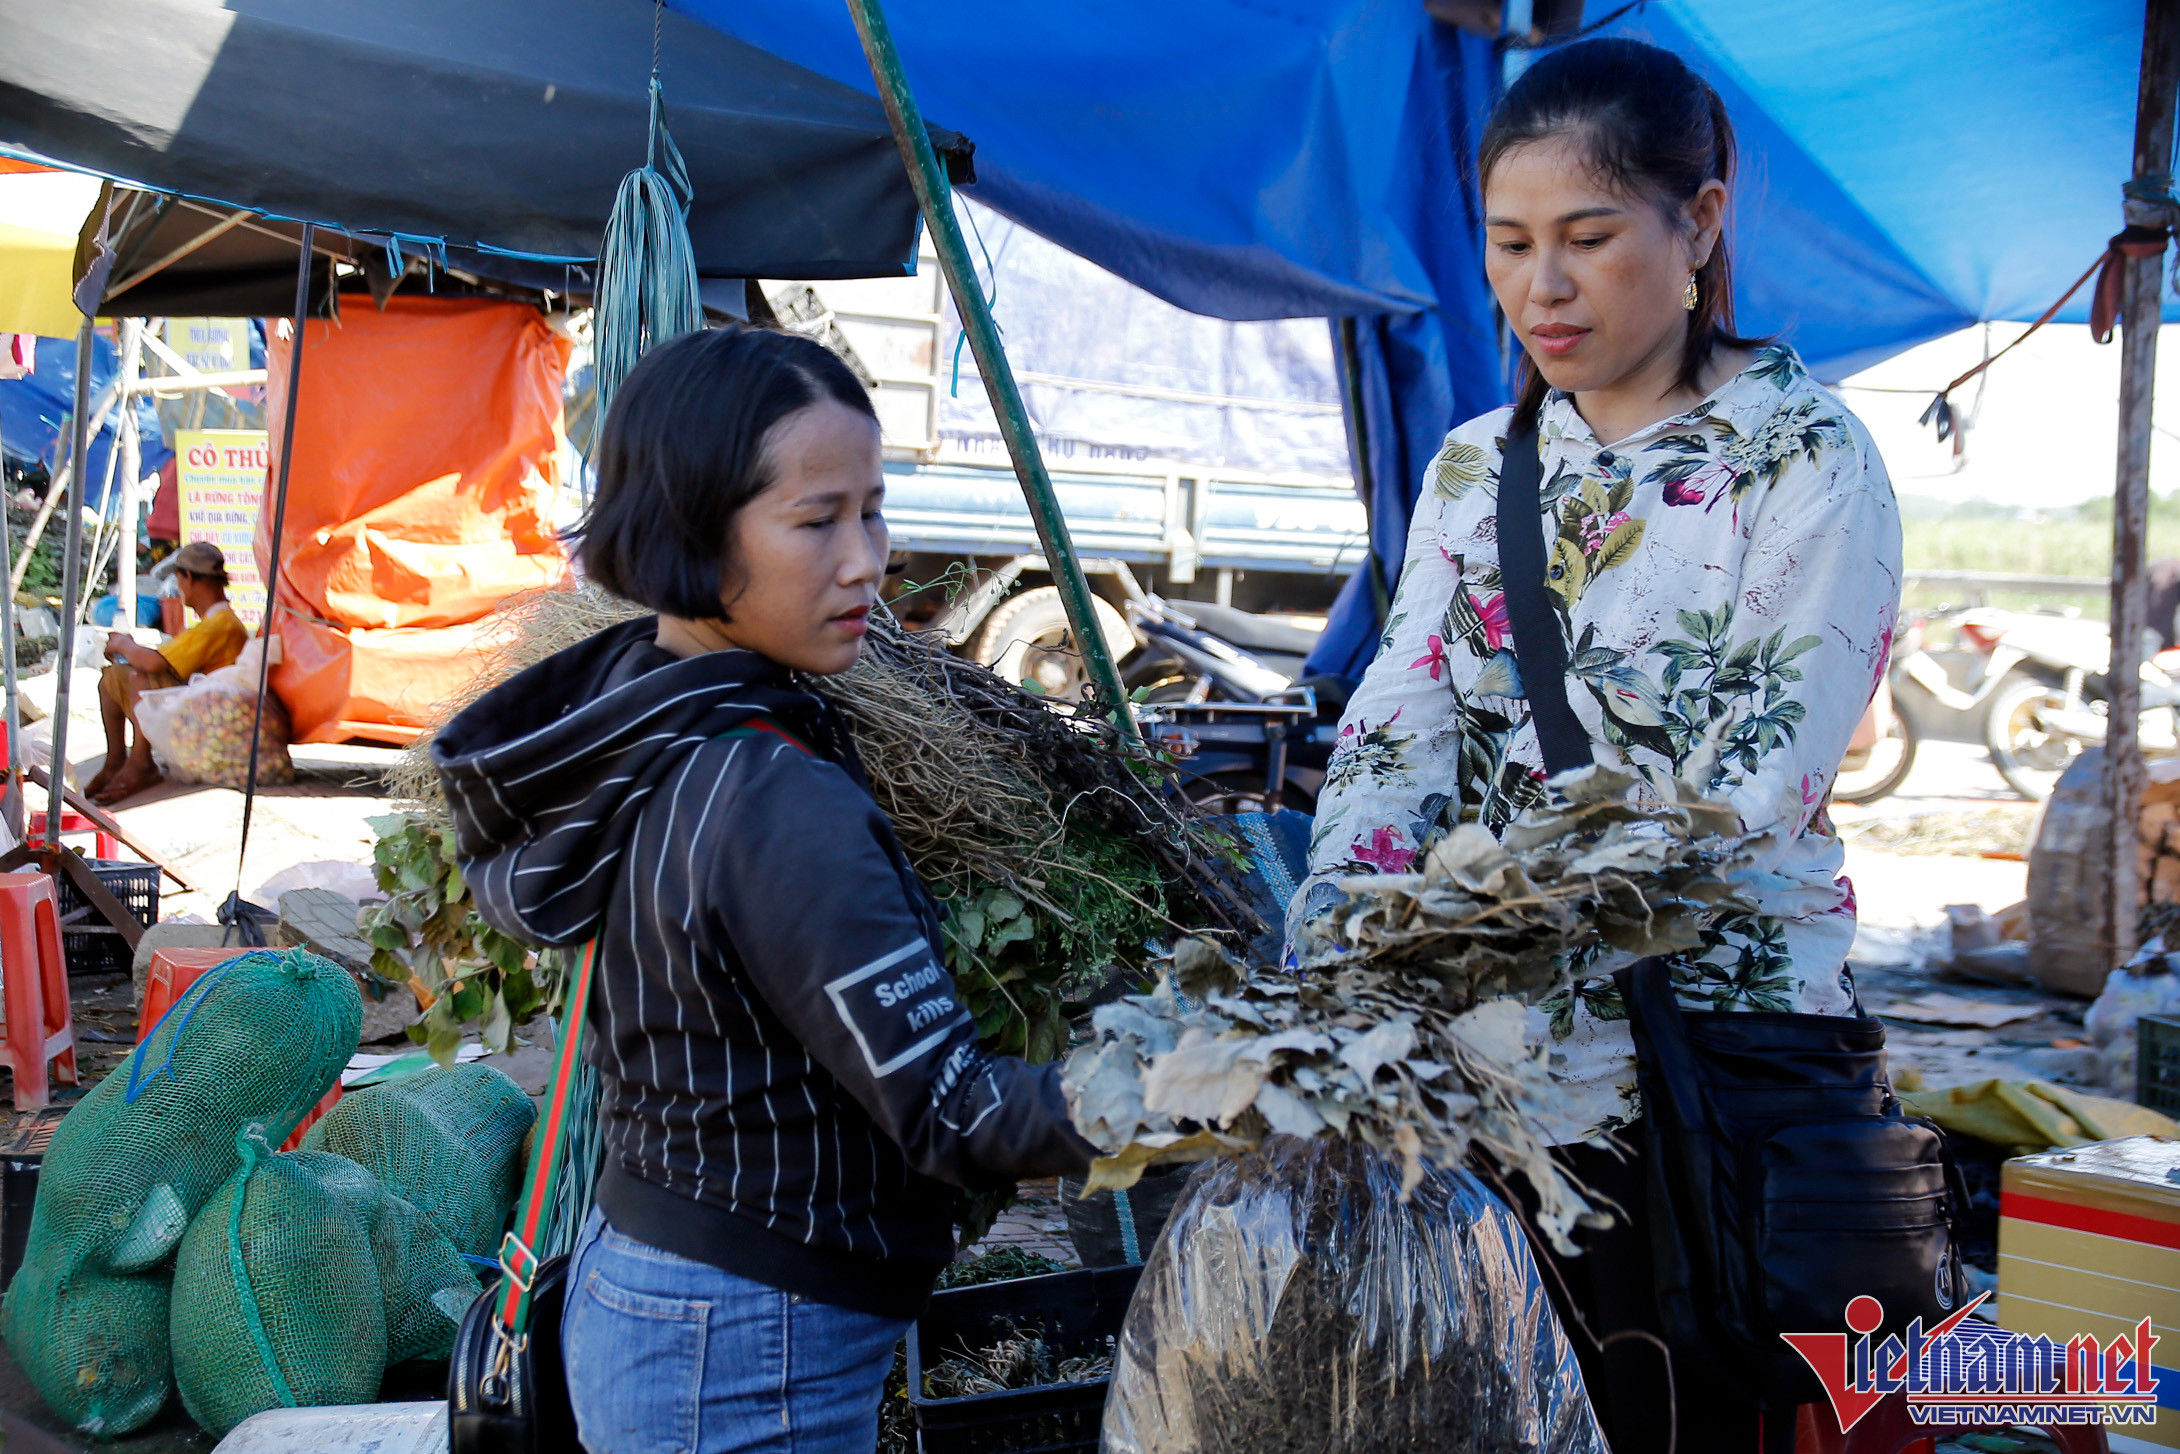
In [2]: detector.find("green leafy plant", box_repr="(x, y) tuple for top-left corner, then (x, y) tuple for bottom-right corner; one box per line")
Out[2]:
(357, 815), (557, 1061)
(938, 824), (1166, 1065)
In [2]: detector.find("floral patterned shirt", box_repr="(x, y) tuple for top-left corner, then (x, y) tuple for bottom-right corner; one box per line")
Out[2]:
(1288, 345), (1902, 1142)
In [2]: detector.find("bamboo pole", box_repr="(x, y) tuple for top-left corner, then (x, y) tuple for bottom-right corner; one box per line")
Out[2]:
(2105, 0), (2180, 967)
(842, 0), (1137, 738)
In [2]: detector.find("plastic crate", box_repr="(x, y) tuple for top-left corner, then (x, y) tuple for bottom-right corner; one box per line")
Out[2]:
(907, 1264), (1142, 1454)
(2139, 1012), (2180, 1117)
(53, 858), (160, 977)
(1, 1108), (64, 1294)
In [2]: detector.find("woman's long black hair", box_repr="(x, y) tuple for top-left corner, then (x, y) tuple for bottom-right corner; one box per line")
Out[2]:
(1479, 38), (1767, 429)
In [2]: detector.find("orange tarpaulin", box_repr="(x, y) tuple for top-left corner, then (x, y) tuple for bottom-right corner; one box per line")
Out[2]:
(257, 296), (572, 741)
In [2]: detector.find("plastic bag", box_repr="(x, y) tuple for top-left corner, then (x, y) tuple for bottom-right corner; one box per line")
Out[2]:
(135, 636), (296, 788)
(1102, 1138), (1605, 1454)
(2086, 942), (2180, 1094)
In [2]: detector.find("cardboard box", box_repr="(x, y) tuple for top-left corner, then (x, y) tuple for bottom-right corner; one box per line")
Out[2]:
(2000, 1136), (2180, 1448)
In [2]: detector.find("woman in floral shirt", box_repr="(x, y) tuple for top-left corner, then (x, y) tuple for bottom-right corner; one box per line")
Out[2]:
(1289, 37), (1899, 1454)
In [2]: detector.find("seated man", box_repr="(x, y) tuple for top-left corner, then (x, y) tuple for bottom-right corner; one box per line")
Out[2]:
(86, 541), (248, 804)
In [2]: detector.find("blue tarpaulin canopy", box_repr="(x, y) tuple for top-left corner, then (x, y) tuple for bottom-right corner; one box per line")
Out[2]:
(682, 2), (2170, 672)
(0, 333), (172, 511)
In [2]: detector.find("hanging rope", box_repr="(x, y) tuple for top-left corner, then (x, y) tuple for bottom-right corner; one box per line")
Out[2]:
(1919, 178), (2178, 446)
(591, 3), (703, 431)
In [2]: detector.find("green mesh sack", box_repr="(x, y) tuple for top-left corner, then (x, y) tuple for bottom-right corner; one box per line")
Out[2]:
(0, 949), (360, 1438)
(300, 1063), (535, 1258)
(169, 1139), (481, 1438)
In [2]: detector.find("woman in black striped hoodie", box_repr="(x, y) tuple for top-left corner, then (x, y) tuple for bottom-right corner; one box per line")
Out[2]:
(434, 327), (1093, 1454)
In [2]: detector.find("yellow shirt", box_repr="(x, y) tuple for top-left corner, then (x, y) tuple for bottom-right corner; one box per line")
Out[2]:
(157, 602), (247, 681)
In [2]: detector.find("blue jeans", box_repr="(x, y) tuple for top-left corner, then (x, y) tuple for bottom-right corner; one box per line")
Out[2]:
(561, 1208), (912, 1454)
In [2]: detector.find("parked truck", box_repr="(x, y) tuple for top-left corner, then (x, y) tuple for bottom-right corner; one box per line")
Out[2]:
(760, 202), (1368, 699)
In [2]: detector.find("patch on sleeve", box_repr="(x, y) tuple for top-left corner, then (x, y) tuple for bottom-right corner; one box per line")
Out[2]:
(823, 940), (971, 1078)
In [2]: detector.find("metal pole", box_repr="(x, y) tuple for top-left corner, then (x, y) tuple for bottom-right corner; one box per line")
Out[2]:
(234, 226), (314, 902)
(2105, 0), (2180, 968)
(48, 323), (93, 848)
(1333, 317), (1388, 623)
(843, 0), (1137, 737)
(116, 319), (141, 633)
(0, 414), (22, 846)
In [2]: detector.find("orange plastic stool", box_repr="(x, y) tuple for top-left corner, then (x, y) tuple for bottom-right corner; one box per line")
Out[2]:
(137, 947), (346, 1150)
(280, 1082), (343, 1152)
(136, 947), (245, 1043)
(27, 812), (119, 862)
(0, 872), (77, 1110)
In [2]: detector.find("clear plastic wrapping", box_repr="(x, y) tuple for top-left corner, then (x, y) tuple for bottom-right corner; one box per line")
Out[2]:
(1101, 1137), (1605, 1454)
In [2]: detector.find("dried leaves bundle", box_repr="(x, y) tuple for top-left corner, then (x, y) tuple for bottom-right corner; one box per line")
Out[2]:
(922, 1321), (1116, 1398)
(1064, 765), (1773, 1252)
(384, 585), (1261, 1063)
(812, 608), (1259, 945)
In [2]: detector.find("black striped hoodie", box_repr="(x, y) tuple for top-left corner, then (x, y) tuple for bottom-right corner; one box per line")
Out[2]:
(433, 619), (1090, 1316)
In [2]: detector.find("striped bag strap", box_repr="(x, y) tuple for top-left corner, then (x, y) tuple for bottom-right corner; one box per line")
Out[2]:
(494, 939), (600, 1336)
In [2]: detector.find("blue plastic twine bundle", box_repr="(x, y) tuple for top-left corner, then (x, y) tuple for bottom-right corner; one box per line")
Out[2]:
(593, 74), (704, 433)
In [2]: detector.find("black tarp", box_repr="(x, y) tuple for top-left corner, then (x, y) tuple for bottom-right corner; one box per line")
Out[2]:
(0, 0), (969, 315)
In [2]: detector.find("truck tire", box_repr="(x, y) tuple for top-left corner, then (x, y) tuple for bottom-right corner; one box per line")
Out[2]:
(969, 587), (1135, 702)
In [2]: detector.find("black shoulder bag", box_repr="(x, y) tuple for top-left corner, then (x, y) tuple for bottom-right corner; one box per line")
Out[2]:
(447, 941), (597, 1454)
(1496, 414), (1966, 1408)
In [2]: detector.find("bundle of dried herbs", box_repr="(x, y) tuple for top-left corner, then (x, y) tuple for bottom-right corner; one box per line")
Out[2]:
(1103, 1139), (1607, 1454)
(923, 1319), (1117, 1398)
(877, 1248), (1071, 1454)
(382, 586), (1259, 1065)
(1065, 765), (1781, 1252)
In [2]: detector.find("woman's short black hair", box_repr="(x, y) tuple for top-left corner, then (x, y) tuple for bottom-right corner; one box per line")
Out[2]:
(574, 326), (876, 618)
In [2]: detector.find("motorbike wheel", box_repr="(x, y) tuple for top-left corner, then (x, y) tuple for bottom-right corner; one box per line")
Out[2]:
(1984, 674), (2081, 802)
(1184, 768), (1317, 817)
(1832, 708), (1919, 804)
(967, 587), (1135, 703)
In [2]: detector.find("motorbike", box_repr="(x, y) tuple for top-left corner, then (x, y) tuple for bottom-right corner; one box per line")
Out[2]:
(1910, 607), (2180, 801)
(1123, 595), (1342, 812)
(1833, 618), (1923, 804)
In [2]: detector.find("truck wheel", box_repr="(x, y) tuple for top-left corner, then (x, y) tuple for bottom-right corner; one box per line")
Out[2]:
(968, 587), (1134, 703)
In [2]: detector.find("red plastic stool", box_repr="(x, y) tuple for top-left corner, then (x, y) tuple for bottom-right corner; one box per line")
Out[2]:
(28, 811), (119, 862)
(137, 946), (345, 1151)
(137, 947), (244, 1043)
(280, 1082), (343, 1152)
(0, 871), (77, 1109)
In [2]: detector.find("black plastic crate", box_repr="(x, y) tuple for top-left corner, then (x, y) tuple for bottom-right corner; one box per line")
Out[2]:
(53, 858), (160, 977)
(1, 1108), (64, 1294)
(2140, 1013), (2180, 1117)
(907, 1264), (1141, 1454)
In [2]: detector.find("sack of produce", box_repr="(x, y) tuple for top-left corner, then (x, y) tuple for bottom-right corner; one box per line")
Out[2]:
(135, 637), (297, 788)
(169, 1143), (480, 1438)
(0, 950), (361, 1437)
(301, 1062), (536, 1258)
(1102, 1137), (1605, 1454)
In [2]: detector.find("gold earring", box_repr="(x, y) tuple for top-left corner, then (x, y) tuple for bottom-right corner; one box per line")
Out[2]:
(1683, 273), (1700, 311)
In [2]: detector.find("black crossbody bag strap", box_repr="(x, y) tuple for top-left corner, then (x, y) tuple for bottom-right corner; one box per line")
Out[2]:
(1494, 416), (1592, 773)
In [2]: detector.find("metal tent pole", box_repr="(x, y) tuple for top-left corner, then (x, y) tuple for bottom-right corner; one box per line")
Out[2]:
(230, 224), (314, 922)
(116, 320), (141, 633)
(47, 323), (95, 849)
(843, 0), (1138, 739)
(2104, 0), (2180, 968)
(0, 413), (21, 846)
